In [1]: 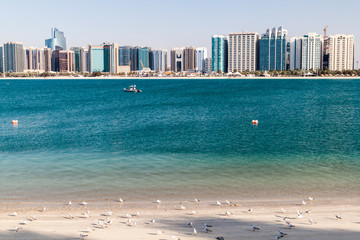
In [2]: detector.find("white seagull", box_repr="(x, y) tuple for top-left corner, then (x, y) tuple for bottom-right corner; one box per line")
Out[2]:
(225, 211), (232, 216)
(281, 208), (286, 213)
(288, 223), (295, 229)
(180, 205), (186, 210)
(251, 225), (260, 231)
(302, 200), (306, 205)
(12, 212), (18, 216)
(193, 228), (197, 235)
(336, 214), (342, 220)
(191, 210), (198, 215)
(119, 198), (124, 203)
(13, 226), (22, 232)
(156, 199), (162, 204)
(81, 201), (87, 206)
(248, 208), (253, 213)
(225, 200), (231, 204)
(150, 219), (156, 224)
(308, 218), (316, 224)
(308, 196), (314, 201)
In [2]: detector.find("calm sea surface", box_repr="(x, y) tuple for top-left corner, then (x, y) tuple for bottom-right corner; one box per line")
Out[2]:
(1, 79), (360, 201)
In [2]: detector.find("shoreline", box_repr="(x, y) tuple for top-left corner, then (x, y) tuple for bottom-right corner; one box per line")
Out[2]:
(1, 76), (360, 80)
(1, 197), (359, 240)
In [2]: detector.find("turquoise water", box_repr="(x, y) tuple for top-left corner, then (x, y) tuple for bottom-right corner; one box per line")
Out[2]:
(1, 79), (360, 201)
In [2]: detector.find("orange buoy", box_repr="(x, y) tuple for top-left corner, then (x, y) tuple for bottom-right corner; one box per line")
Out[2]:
(12, 120), (18, 125)
(252, 120), (258, 125)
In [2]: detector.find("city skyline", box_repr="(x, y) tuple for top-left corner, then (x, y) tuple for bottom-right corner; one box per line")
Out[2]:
(0, 0), (359, 67)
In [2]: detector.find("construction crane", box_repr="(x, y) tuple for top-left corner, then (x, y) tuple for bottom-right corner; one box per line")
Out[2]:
(323, 25), (328, 38)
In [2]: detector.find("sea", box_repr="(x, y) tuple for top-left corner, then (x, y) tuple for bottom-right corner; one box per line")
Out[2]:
(1, 78), (360, 202)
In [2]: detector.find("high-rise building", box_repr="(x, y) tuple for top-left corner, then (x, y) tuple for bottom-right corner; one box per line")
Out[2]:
(59, 50), (75, 72)
(212, 35), (228, 72)
(4, 42), (25, 73)
(88, 43), (118, 73)
(152, 49), (167, 72)
(327, 34), (354, 71)
(228, 32), (258, 72)
(301, 33), (323, 71)
(119, 46), (131, 66)
(0, 46), (3, 73)
(138, 47), (150, 70)
(195, 47), (207, 72)
(170, 47), (184, 72)
(45, 27), (67, 50)
(204, 57), (212, 73)
(183, 46), (196, 72)
(258, 27), (287, 71)
(71, 47), (88, 72)
(24, 47), (45, 72)
(44, 48), (52, 72)
(289, 37), (302, 71)
(130, 47), (139, 71)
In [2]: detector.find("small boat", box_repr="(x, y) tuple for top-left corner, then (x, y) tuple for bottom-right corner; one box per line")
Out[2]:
(124, 85), (142, 92)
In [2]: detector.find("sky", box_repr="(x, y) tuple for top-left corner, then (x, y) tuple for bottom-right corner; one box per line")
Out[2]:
(0, 0), (359, 67)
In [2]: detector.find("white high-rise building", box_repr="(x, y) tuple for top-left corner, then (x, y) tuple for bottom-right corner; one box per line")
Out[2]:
(327, 34), (354, 71)
(301, 33), (323, 71)
(228, 32), (258, 72)
(289, 37), (302, 70)
(152, 49), (167, 72)
(195, 47), (207, 72)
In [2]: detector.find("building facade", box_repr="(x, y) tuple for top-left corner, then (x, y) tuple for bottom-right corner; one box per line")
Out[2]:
(4, 42), (24, 73)
(45, 27), (67, 50)
(138, 47), (150, 70)
(0, 46), (4, 73)
(327, 34), (354, 71)
(24, 47), (45, 72)
(183, 46), (196, 72)
(289, 37), (302, 71)
(211, 35), (228, 72)
(258, 27), (287, 71)
(228, 32), (258, 72)
(88, 43), (118, 73)
(59, 50), (75, 72)
(204, 57), (212, 73)
(152, 49), (167, 72)
(44, 48), (52, 72)
(170, 47), (184, 72)
(195, 47), (207, 72)
(119, 46), (131, 67)
(301, 33), (323, 71)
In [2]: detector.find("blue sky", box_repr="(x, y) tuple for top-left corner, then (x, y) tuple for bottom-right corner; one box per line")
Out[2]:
(1, 0), (359, 67)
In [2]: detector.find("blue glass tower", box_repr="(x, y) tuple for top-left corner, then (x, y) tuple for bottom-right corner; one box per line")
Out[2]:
(119, 46), (131, 66)
(45, 27), (67, 50)
(211, 35), (228, 73)
(258, 27), (287, 71)
(138, 47), (150, 70)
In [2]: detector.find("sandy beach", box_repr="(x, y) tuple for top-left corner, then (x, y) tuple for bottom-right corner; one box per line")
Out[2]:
(1, 198), (359, 240)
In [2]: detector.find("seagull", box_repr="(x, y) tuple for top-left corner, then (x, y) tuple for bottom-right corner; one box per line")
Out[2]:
(81, 201), (88, 206)
(336, 214), (342, 220)
(251, 225), (260, 231)
(180, 205), (186, 210)
(150, 219), (156, 224)
(225, 200), (231, 204)
(188, 222), (193, 227)
(119, 198), (124, 203)
(278, 231), (287, 237)
(98, 220), (105, 229)
(127, 219), (132, 225)
(82, 212), (89, 218)
(297, 213), (303, 218)
(275, 234), (284, 239)
(126, 213), (131, 218)
(225, 211), (232, 216)
(281, 208), (286, 213)
(107, 220), (113, 225)
(305, 210), (311, 214)
(248, 208), (253, 213)
(288, 223), (295, 229)
(216, 201), (222, 206)
(68, 201), (72, 206)
(204, 226), (212, 233)
(14, 226), (22, 232)
(135, 211), (140, 216)
(191, 210), (198, 215)
(29, 215), (37, 221)
(41, 206), (47, 212)
(171, 235), (180, 240)
(21, 220), (29, 225)
(302, 200), (306, 205)
(106, 211), (112, 216)
(80, 234), (88, 239)
(12, 212), (18, 216)
(308, 218), (316, 224)
(193, 228), (197, 235)
(308, 196), (314, 201)
(156, 199), (162, 204)
(216, 237), (225, 240)
(204, 222), (212, 228)
(194, 198), (200, 203)
(133, 221), (137, 226)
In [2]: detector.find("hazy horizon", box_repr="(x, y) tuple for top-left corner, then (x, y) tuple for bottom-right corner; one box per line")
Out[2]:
(0, 0), (359, 68)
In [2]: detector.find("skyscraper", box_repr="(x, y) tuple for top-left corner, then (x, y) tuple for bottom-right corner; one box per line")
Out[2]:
(289, 37), (302, 71)
(211, 35), (228, 73)
(170, 48), (184, 72)
(228, 32), (258, 72)
(152, 49), (167, 72)
(204, 57), (212, 73)
(45, 27), (67, 50)
(71, 47), (89, 72)
(138, 47), (150, 70)
(4, 42), (24, 73)
(301, 33), (323, 71)
(327, 34), (354, 71)
(0, 46), (3, 73)
(119, 46), (131, 66)
(88, 43), (118, 73)
(59, 50), (75, 72)
(195, 47), (207, 72)
(25, 47), (45, 72)
(183, 46), (196, 72)
(130, 47), (139, 71)
(44, 48), (52, 72)
(258, 27), (287, 71)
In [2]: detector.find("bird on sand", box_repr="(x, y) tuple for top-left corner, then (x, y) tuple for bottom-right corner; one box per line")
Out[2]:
(13, 226), (22, 232)
(216, 201), (222, 206)
(193, 228), (197, 235)
(251, 225), (260, 231)
(288, 223), (295, 229)
(336, 214), (342, 220)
